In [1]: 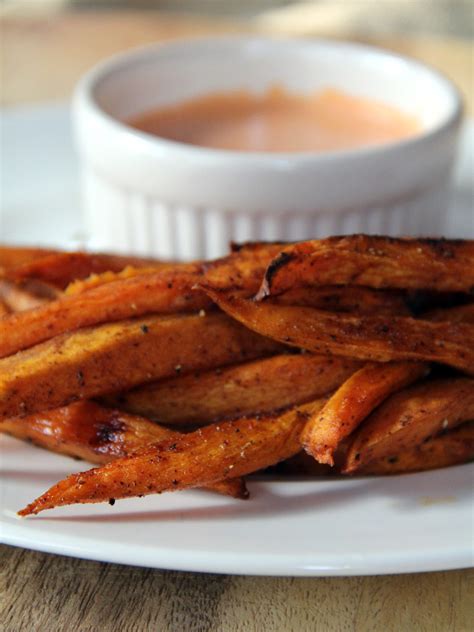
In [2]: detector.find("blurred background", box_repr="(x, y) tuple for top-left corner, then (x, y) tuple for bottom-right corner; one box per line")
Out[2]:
(1, 0), (472, 244)
(1, 0), (473, 111)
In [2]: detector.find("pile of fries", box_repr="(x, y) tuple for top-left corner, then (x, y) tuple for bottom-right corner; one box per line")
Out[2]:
(0, 235), (473, 516)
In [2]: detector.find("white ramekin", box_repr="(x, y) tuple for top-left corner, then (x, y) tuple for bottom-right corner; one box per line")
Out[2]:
(73, 37), (462, 260)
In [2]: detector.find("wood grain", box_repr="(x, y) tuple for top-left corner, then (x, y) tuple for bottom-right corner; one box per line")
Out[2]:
(1, 544), (473, 632)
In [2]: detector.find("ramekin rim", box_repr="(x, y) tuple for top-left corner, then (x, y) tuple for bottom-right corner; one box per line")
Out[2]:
(74, 35), (463, 167)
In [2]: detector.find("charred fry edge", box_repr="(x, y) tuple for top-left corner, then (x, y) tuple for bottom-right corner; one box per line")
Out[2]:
(1, 401), (248, 499)
(271, 285), (411, 315)
(18, 398), (326, 516)
(256, 236), (474, 299)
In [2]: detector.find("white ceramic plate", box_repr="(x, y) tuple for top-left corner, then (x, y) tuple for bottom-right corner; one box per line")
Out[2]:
(0, 104), (473, 576)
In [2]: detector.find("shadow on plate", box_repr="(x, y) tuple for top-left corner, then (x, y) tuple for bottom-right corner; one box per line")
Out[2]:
(25, 463), (473, 523)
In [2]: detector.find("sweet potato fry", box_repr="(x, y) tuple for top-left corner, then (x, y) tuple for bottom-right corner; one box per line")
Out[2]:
(0, 246), (59, 273)
(0, 313), (282, 419)
(202, 242), (285, 294)
(264, 451), (334, 477)
(205, 245), (411, 314)
(6, 251), (163, 289)
(273, 285), (410, 315)
(67, 245), (282, 297)
(302, 361), (429, 465)
(105, 353), (360, 424)
(19, 398), (326, 515)
(0, 267), (212, 358)
(344, 378), (474, 473)
(360, 423), (474, 475)
(209, 477), (250, 499)
(0, 401), (171, 462)
(64, 259), (207, 295)
(202, 290), (474, 374)
(256, 235), (474, 299)
(0, 401), (247, 498)
(0, 300), (9, 317)
(15, 278), (60, 299)
(424, 302), (474, 324)
(65, 266), (157, 295)
(229, 241), (288, 254)
(0, 279), (50, 313)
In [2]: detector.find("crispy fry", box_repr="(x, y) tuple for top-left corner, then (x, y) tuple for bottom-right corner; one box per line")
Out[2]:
(16, 278), (60, 300)
(64, 259), (207, 295)
(210, 477), (250, 498)
(0, 246), (60, 272)
(64, 243), (282, 296)
(18, 398), (326, 515)
(302, 361), (429, 465)
(424, 302), (474, 324)
(202, 243), (285, 294)
(4, 234), (474, 515)
(273, 286), (410, 315)
(6, 251), (163, 289)
(256, 235), (474, 299)
(202, 290), (474, 374)
(0, 267), (212, 358)
(105, 353), (360, 424)
(264, 451), (334, 477)
(360, 423), (474, 475)
(0, 300), (9, 317)
(0, 401), (247, 498)
(0, 401), (172, 462)
(205, 242), (411, 314)
(344, 378), (474, 473)
(0, 279), (50, 313)
(0, 313), (282, 419)
(229, 241), (288, 254)
(65, 266), (158, 295)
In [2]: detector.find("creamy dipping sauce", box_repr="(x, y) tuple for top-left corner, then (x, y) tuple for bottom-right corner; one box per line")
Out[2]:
(129, 86), (421, 153)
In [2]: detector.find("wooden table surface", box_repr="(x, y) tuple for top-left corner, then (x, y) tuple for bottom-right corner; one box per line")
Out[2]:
(1, 9), (473, 632)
